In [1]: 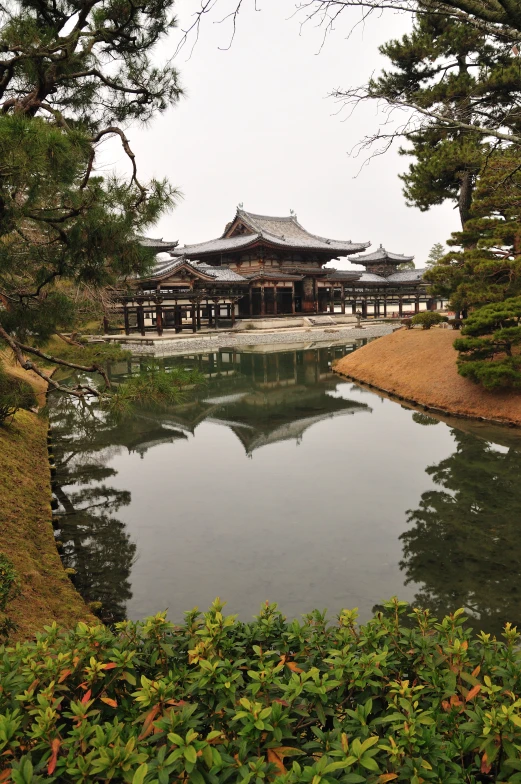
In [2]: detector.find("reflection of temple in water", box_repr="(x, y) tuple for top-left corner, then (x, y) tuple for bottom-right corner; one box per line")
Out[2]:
(109, 343), (371, 455)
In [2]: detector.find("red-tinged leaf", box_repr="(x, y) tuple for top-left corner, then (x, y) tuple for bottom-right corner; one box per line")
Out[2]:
(101, 662), (118, 670)
(466, 684), (481, 702)
(58, 669), (72, 684)
(101, 697), (118, 708)
(0, 768), (11, 782)
(138, 705), (160, 741)
(27, 679), (39, 693)
(73, 656), (80, 666)
(471, 665), (481, 678)
(286, 662), (304, 674)
(273, 699), (289, 707)
(441, 701), (451, 712)
(81, 689), (92, 704)
(378, 775), (399, 783)
(267, 749), (286, 775)
(47, 738), (61, 776)
(461, 641), (468, 651)
(481, 753), (491, 775)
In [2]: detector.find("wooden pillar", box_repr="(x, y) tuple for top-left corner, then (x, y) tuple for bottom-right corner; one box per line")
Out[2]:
(214, 301), (219, 330)
(174, 304), (182, 333)
(415, 297), (420, 314)
(260, 286), (266, 316)
(231, 301), (236, 327)
(374, 300), (380, 318)
(383, 299), (387, 318)
(314, 279), (318, 313)
(341, 286), (346, 315)
(207, 299), (212, 327)
(103, 316), (109, 335)
(361, 300), (367, 318)
(197, 302), (201, 330)
(191, 303), (196, 333)
(249, 287), (253, 316)
(399, 298), (403, 317)
(329, 287), (335, 314)
(137, 304), (145, 336)
(291, 283), (296, 314)
(123, 306), (130, 335)
(156, 303), (163, 336)
(273, 286), (278, 316)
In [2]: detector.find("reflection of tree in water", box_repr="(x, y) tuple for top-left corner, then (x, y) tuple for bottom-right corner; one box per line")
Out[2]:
(50, 399), (136, 624)
(401, 431), (521, 635)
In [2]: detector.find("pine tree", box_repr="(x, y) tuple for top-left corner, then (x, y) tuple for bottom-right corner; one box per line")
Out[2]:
(368, 14), (521, 227)
(0, 1), (182, 397)
(426, 243), (446, 267)
(426, 147), (521, 311)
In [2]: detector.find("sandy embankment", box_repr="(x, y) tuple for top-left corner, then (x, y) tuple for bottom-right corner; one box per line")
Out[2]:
(334, 328), (521, 427)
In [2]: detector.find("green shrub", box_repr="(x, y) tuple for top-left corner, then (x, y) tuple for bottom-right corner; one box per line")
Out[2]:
(401, 318), (412, 329)
(2, 598), (521, 783)
(455, 297), (521, 389)
(0, 369), (37, 424)
(411, 312), (448, 330)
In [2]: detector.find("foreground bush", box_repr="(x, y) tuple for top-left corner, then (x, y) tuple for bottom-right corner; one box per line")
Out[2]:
(411, 312), (448, 330)
(455, 297), (521, 389)
(2, 599), (521, 783)
(0, 369), (37, 424)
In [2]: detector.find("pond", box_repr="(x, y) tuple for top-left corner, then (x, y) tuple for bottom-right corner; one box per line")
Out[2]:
(49, 339), (521, 635)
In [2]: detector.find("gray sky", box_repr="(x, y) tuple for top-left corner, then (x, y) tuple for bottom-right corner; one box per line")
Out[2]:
(108, 0), (459, 269)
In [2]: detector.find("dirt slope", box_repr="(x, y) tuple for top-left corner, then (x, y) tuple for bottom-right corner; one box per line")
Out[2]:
(335, 328), (521, 427)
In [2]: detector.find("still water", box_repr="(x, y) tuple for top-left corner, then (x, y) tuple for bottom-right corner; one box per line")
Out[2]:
(50, 340), (521, 635)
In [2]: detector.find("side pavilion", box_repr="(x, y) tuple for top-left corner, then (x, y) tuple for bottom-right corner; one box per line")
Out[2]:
(116, 209), (441, 334)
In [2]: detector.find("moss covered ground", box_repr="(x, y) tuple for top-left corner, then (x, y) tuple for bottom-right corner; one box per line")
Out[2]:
(0, 401), (91, 641)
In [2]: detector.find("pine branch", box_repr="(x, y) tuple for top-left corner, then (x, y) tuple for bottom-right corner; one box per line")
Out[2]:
(0, 325), (110, 398)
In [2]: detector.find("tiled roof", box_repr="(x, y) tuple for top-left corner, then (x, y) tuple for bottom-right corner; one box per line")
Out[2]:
(172, 209), (369, 257)
(138, 236), (179, 250)
(326, 270), (363, 282)
(356, 272), (387, 283)
(171, 235), (257, 257)
(196, 263), (247, 282)
(351, 244), (414, 265)
(387, 268), (426, 283)
(139, 257), (247, 282)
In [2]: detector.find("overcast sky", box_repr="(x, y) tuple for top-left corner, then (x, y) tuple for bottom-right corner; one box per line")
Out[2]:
(106, 0), (459, 270)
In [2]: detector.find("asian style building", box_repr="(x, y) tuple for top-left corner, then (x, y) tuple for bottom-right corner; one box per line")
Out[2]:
(116, 208), (440, 335)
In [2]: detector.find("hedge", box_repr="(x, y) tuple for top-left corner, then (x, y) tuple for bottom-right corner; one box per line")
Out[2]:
(2, 598), (521, 783)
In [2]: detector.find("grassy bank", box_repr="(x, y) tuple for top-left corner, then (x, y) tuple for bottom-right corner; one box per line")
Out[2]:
(335, 328), (521, 427)
(0, 409), (91, 640)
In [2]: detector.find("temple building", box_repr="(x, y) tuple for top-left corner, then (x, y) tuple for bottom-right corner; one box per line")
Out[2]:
(116, 208), (442, 335)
